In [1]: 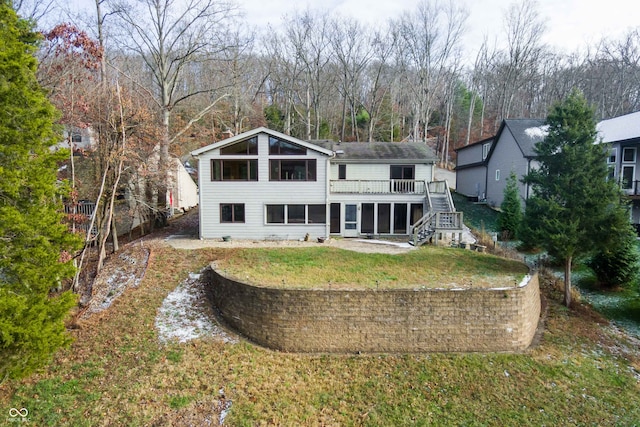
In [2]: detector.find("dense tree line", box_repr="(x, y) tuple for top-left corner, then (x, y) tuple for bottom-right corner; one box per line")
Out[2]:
(21, 2), (635, 140)
(24, 0), (638, 159)
(14, 0), (640, 290)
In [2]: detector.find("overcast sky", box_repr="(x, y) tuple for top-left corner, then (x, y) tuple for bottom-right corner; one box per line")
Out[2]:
(238, 0), (640, 56)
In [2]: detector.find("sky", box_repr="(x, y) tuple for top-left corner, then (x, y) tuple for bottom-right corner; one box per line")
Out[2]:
(237, 0), (640, 56)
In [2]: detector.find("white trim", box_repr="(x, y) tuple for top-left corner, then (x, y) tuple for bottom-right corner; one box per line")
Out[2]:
(192, 127), (334, 157)
(621, 165), (635, 190)
(622, 147), (636, 163)
(495, 169), (501, 181)
(482, 143), (490, 160)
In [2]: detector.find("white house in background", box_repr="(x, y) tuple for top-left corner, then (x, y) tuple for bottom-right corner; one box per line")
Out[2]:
(62, 127), (97, 151)
(169, 157), (199, 213)
(192, 127), (462, 243)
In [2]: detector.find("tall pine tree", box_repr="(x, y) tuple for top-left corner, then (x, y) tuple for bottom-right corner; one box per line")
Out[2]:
(0, 2), (80, 380)
(521, 89), (633, 307)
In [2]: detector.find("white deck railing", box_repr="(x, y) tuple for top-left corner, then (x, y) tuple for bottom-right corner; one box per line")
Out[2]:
(330, 179), (426, 194)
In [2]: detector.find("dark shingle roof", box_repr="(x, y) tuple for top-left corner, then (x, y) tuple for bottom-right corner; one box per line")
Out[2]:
(503, 119), (546, 157)
(310, 140), (437, 163)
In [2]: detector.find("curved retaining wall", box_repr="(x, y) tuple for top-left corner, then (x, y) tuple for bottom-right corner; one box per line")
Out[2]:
(204, 267), (540, 353)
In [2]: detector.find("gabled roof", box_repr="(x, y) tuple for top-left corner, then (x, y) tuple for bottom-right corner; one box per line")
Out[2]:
(191, 127), (334, 157)
(454, 135), (494, 153)
(596, 110), (640, 144)
(312, 140), (437, 163)
(501, 119), (547, 158)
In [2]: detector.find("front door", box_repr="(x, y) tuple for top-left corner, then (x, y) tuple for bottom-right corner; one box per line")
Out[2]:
(344, 204), (359, 237)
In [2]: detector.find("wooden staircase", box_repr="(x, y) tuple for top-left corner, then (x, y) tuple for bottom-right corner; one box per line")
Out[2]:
(410, 181), (464, 246)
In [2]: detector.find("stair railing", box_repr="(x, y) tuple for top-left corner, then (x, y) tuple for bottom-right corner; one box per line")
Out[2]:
(410, 211), (437, 246)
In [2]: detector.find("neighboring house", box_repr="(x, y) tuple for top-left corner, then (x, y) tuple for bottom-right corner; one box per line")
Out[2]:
(456, 119), (545, 208)
(168, 157), (199, 214)
(454, 136), (494, 201)
(61, 127), (97, 151)
(191, 127), (462, 243)
(597, 110), (640, 227)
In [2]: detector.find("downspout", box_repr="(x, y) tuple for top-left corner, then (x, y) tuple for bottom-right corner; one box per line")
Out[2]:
(192, 153), (203, 239)
(484, 158), (489, 203)
(526, 158), (531, 201)
(326, 151), (336, 239)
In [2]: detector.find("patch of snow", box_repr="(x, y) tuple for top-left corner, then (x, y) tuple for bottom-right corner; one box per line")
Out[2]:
(155, 274), (238, 344)
(518, 274), (532, 288)
(524, 125), (549, 139)
(354, 239), (413, 249)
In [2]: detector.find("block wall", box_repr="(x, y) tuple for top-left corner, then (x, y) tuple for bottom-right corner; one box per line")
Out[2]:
(204, 267), (540, 353)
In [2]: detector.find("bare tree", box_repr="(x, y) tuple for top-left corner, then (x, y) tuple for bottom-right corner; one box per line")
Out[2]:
(494, 0), (546, 126)
(111, 0), (239, 225)
(330, 16), (373, 142)
(12, 0), (57, 22)
(284, 9), (334, 140)
(395, 0), (468, 142)
(361, 27), (398, 142)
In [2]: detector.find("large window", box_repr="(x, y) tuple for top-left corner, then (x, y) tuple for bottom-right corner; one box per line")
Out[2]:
(220, 137), (257, 155)
(390, 165), (415, 192)
(377, 203), (391, 234)
(393, 203), (408, 233)
(266, 205), (285, 223)
(623, 147), (636, 163)
(308, 205), (326, 223)
(288, 205), (305, 223)
(220, 204), (245, 223)
(211, 159), (258, 181)
(410, 203), (424, 225)
(266, 204), (326, 224)
(622, 165), (635, 190)
(269, 159), (316, 181)
(269, 136), (306, 155)
(390, 165), (415, 180)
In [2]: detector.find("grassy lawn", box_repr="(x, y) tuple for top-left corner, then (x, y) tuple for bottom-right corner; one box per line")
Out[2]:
(1, 245), (640, 426)
(215, 246), (528, 289)
(452, 191), (499, 233)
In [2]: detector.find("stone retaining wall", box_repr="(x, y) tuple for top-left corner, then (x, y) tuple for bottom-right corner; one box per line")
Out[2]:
(204, 267), (540, 353)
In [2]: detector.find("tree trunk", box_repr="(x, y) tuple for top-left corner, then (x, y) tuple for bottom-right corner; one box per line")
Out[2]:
(156, 107), (170, 228)
(465, 91), (477, 145)
(564, 255), (573, 308)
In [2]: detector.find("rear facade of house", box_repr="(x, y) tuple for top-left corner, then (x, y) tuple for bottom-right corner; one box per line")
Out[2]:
(192, 127), (459, 241)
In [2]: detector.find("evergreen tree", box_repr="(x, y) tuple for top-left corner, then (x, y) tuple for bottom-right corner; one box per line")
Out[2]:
(497, 171), (522, 240)
(520, 89), (632, 307)
(0, 2), (80, 380)
(587, 228), (639, 289)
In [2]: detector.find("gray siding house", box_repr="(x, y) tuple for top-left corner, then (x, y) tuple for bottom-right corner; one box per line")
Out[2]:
(454, 136), (493, 201)
(456, 119), (545, 208)
(597, 110), (640, 226)
(192, 127), (462, 242)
